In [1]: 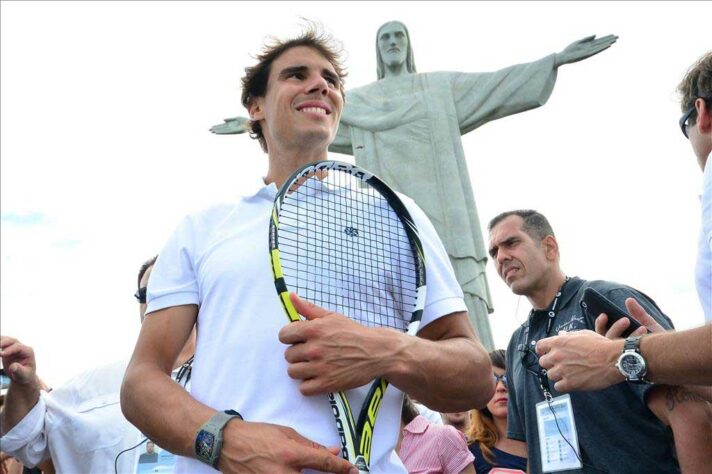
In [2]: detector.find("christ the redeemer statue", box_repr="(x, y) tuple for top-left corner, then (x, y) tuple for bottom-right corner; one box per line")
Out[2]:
(210, 22), (617, 349)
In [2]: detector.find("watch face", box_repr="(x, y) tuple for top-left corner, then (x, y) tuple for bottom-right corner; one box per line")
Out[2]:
(620, 353), (644, 375)
(195, 430), (215, 458)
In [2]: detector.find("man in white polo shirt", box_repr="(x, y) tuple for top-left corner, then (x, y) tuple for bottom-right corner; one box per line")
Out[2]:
(120, 27), (494, 474)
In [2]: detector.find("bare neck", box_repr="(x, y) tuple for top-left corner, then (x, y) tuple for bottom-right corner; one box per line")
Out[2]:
(493, 415), (507, 440)
(528, 269), (567, 310)
(264, 147), (329, 189)
(494, 414), (527, 457)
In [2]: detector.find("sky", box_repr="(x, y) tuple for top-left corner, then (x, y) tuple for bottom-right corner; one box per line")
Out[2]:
(1, 1), (710, 387)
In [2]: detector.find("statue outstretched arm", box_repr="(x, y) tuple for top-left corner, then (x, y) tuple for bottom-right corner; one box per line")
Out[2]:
(207, 114), (354, 155)
(554, 34), (618, 68)
(209, 116), (250, 135)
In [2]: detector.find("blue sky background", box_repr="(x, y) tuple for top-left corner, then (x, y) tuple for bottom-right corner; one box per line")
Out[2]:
(2, 1), (710, 386)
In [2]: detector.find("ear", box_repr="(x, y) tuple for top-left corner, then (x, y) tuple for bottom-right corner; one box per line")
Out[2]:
(542, 235), (559, 261)
(695, 98), (711, 134)
(247, 97), (265, 121)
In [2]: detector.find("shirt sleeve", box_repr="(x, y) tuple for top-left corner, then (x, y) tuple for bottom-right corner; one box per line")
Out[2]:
(146, 215), (201, 315)
(401, 195), (467, 329)
(0, 395), (50, 467)
(438, 426), (476, 474)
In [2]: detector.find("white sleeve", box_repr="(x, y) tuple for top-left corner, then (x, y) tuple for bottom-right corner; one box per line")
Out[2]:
(0, 394), (50, 467)
(401, 195), (467, 329)
(146, 215), (201, 315)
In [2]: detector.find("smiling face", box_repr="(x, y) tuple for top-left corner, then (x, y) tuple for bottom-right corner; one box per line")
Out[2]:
(488, 215), (554, 297)
(377, 22), (408, 69)
(486, 366), (509, 419)
(248, 46), (343, 156)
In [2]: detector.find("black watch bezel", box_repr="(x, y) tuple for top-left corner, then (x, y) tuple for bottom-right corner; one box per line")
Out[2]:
(616, 336), (650, 384)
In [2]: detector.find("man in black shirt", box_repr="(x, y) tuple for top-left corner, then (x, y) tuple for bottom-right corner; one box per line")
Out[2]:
(487, 209), (711, 473)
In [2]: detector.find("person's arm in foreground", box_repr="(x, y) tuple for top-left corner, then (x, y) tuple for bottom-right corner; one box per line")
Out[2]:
(280, 294), (494, 412)
(536, 299), (712, 390)
(645, 384), (712, 473)
(0, 337), (40, 435)
(120, 305), (357, 474)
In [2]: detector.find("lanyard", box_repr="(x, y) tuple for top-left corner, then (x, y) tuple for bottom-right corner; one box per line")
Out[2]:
(523, 277), (569, 401)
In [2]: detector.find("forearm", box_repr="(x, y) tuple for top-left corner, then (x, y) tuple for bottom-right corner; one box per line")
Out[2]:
(120, 361), (215, 458)
(641, 325), (712, 385)
(0, 379), (40, 435)
(385, 332), (493, 411)
(647, 385), (712, 473)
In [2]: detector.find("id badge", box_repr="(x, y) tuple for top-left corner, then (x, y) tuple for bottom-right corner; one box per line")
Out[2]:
(535, 394), (582, 472)
(134, 434), (177, 473)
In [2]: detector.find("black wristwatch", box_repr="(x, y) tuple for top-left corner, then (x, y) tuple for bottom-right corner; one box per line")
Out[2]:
(616, 336), (650, 384)
(194, 409), (243, 468)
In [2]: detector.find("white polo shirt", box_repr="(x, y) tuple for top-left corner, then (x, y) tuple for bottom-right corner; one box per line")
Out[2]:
(147, 179), (466, 473)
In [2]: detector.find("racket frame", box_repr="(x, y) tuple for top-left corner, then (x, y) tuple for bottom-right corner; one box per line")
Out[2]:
(269, 160), (427, 471)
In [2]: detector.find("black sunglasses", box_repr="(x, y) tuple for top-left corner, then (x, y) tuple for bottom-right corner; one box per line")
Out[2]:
(680, 97), (712, 138)
(494, 373), (508, 387)
(680, 105), (696, 139)
(134, 287), (147, 304)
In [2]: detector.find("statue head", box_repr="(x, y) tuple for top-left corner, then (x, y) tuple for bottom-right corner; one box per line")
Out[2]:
(376, 21), (416, 79)
(240, 26), (347, 152)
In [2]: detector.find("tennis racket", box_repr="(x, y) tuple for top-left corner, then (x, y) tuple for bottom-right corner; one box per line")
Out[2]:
(269, 160), (426, 473)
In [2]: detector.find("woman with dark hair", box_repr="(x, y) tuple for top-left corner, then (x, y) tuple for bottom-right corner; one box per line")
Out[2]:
(466, 350), (527, 473)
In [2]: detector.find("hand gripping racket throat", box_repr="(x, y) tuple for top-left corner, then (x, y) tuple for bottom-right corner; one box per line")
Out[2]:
(269, 160), (426, 472)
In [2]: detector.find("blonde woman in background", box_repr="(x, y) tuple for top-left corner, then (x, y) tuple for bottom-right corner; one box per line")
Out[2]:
(466, 350), (527, 473)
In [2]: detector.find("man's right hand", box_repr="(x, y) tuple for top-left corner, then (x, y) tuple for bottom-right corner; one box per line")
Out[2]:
(594, 297), (666, 339)
(0, 336), (37, 386)
(218, 419), (358, 474)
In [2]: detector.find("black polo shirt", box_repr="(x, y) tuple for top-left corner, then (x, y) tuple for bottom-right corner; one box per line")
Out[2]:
(505, 277), (678, 473)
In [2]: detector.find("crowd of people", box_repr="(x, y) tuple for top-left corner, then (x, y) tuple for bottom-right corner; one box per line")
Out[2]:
(1, 22), (710, 474)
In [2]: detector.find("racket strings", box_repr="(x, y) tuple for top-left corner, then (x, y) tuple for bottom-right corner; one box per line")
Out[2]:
(277, 172), (418, 330)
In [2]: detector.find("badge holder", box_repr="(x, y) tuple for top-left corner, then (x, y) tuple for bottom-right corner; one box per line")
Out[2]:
(535, 394), (582, 473)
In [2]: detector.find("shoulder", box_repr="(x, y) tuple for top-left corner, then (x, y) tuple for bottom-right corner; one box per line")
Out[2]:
(578, 278), (673, 328)
(468, 441), (483, 456)
(49, 359), (128, 405)
(507, 321), (530, 347)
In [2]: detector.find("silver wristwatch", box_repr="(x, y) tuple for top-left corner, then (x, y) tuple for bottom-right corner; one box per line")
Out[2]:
(616, 336), (650, 384)
(194, 409), (243, 468)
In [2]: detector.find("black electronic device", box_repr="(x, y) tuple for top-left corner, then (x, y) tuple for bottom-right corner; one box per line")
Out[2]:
(580, 287), (644, 337)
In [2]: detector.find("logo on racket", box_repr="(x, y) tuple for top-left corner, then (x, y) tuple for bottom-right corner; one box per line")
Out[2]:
(344, 226), (359, 238)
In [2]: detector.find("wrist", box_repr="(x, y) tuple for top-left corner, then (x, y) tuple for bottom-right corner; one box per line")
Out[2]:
(607, 339), (626, 384)
(194, 409), (243, 469)
(380, 328), (416, 381)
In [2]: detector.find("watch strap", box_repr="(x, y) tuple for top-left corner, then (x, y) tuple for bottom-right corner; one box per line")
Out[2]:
(624, 335), (642, 352)
(194, 409), (243, 468)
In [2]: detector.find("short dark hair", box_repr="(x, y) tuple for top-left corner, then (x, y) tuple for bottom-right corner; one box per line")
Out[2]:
(678, 52), (712, 126)
(240, 26), (346, 153)
(137, 255), (158, 289)
(401, 395), (421, 426)
(489, 349), (506, 371)
(487, 209), (555, 242)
